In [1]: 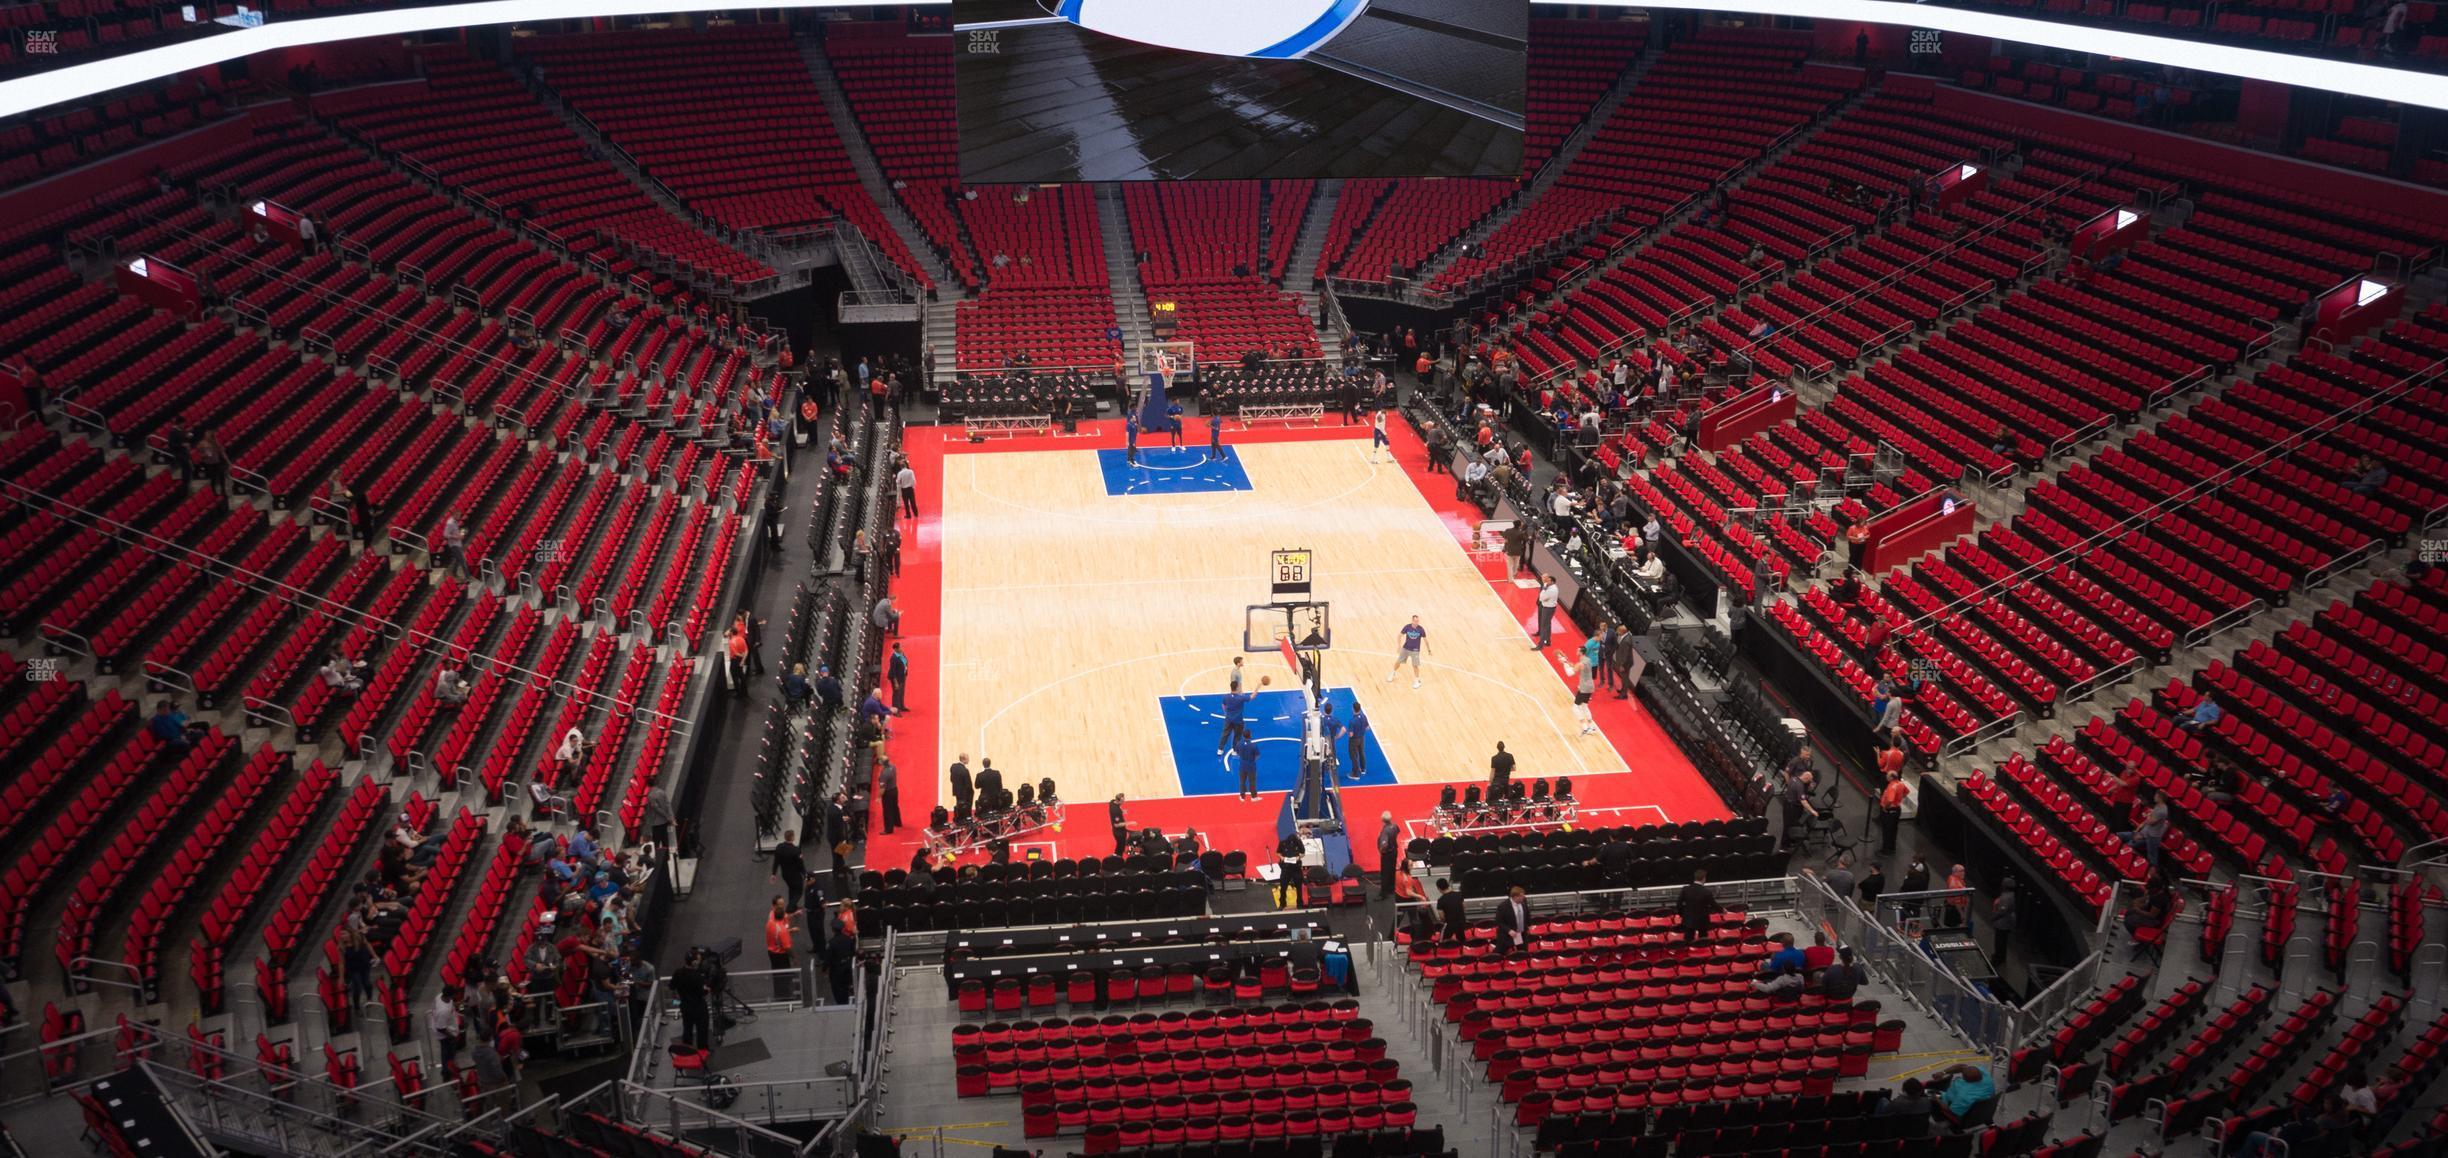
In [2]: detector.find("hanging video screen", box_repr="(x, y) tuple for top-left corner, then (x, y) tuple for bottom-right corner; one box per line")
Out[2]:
(954, 0), (1528, 182)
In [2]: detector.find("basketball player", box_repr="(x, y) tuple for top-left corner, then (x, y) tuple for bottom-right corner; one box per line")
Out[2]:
(1124, 412), (1140, 466)
(1216, 675), (1268, 752)
(1369, 407), (1390, 463)
(1344, 703), (1371, 780)
(1385, 615), (1429, 689)
(1207, 409), (1225, 461)
(1233, 736), (1260, 800)
(1556, 650), (1600, 736)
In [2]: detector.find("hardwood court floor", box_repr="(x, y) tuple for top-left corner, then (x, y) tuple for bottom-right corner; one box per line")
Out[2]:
(933, 434), (1627, 805)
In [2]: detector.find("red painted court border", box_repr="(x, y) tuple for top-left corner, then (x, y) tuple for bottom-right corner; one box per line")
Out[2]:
(863, 416), (1729, 874)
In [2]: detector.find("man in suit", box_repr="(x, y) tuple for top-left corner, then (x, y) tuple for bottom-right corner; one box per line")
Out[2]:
(1496, 886), (1532, 952)
(948, 754), (974, 816)
(1109, 795), (1129, 856)
(877, 759), (901, 836)
(1436, 878), (1466, 942)
(1678, 870), (1716, 942)
(823, 794), (849, 857)
(974, 759), (1004, 809)
(1376, 812), (1401, 898)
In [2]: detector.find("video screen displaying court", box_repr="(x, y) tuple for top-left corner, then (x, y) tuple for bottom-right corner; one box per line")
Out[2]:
(953, 0), (1528, 182)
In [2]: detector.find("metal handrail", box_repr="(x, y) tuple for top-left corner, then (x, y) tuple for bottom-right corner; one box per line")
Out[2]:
(0, 475), (692, 729)
(1710, 168), (2095, 379)
(1886, 341), (2448, 638)
(96, 205), (631, 431)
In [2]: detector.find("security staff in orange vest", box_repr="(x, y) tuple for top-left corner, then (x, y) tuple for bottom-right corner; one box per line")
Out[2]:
(764, 896), (800, 1002)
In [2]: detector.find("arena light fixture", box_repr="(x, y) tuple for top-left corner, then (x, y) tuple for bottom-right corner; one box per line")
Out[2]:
(12, 0), (2448, 120)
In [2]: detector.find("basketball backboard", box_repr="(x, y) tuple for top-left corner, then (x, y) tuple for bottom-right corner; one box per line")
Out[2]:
(1244, 602), (1329, 651)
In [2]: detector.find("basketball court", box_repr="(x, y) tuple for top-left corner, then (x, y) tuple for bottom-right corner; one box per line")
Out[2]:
(872, 413), (1730, 866)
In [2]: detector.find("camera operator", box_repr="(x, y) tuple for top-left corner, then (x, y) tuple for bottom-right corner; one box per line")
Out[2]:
(671, 949), (714, 1049)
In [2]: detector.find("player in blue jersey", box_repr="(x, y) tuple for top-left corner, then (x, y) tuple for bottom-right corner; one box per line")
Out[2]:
(1216, 674), (1269, 752)
(1233, 737), (1261, 800)
(1345, 703), (1371, 780)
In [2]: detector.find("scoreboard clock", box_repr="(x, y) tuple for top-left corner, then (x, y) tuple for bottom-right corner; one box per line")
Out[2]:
(1270, 548), (1313, 598)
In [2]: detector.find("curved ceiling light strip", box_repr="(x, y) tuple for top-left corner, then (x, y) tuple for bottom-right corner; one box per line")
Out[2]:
(1607, 0), (2448, 111)
(6, 0), (2447, 120)
(0, 0), (933, 119)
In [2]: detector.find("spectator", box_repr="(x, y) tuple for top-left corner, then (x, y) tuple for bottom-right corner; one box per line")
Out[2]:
(342, 928), (379, 1012)
(468, 1034), (512, 1114)
(566, 826), (601, 869)
(1898, 857), (1932, 919)
(1761, 932), (1807, 974)
(780, 663), (814, 711)
(434, 664), (472, 709)
(191, 431), (227, 496)
(1677, 870), (1715, 941)
(148, 700), (201, 749)
(2337, 1066), (2378, 1123)
(553, 727), (587, 783)
(1929, 1063), (1997, 1128)
(2184, 693), (2223, 731)
(1874, 1079), (1933, 1134)
(1436, 878), (1466, 941)
(644, 785), (675, 855)
(320, 653), (366, 695)
(348, 480), (378, 546)
(1814, 946), (1865, 999)
(1751, 964), (1803, 996)
(859, 688), (892, 727)
(439, 510), (469, 577)
(2344, 455), (2389, 497)
(872, 593), (899, 637)
(2232, 1100), (2334, 1158)
(2120, 788), (2171, 866)
(1801, 931), (1837, 973)
(429, 987), (465, 1065)
(2123, 868), (2174, 946)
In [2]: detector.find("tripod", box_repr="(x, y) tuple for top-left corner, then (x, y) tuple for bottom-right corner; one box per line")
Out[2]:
(714, 986), (760, 1041)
